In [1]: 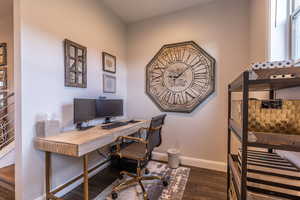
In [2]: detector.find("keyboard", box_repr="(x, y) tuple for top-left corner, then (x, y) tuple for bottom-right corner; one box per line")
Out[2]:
(102, 122), (129, 130)
(78, 125), (95, 131)
(101, 120), (140, 130)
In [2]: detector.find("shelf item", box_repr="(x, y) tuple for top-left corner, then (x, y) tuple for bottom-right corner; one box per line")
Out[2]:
(232, 100), (300, 135)
(252, 67), (300, 79)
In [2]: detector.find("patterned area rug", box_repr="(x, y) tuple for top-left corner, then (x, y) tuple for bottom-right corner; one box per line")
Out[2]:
(95, 161), (190, 200)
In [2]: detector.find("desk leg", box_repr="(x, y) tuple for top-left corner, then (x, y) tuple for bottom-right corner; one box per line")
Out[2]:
(83, 154), (89, 200)
(45, 152), (51, 200)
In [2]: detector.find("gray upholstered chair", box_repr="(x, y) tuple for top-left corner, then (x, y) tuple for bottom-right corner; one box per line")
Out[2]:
(111, 114), (168, 200)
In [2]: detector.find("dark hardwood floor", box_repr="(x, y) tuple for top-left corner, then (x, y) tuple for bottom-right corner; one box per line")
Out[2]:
(63, 166), (120, 200)
(0, 186), (14, 200)
(182, 166), (227, 200)
(0, 165), (15, 200)
(63, 163), (227, 200)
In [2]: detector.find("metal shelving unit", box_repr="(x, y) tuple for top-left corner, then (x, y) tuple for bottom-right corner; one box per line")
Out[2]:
(227, 71), (300, 200)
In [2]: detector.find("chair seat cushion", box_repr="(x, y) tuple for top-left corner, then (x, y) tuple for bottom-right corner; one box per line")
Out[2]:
(120, 142), (147, 160)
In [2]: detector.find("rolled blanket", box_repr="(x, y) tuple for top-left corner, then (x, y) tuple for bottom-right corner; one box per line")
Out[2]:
(250, 60), (294, 70)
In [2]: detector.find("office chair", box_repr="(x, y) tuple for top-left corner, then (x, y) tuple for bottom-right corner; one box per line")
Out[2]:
(111, 114), (168, 200)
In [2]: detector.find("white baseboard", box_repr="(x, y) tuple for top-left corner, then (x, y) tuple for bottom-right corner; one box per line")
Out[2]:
(34, 160), (111, 200)
(34, 195), (45, 200)
(152, 152), (227, 172)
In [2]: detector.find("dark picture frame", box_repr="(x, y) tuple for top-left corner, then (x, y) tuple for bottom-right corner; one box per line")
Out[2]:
(103, 74), (116, 93)
(64, 39), (87, 88)
(0, 43), (7, 67)
(102, 52), (116, 73)
(0, 68), (7, 90)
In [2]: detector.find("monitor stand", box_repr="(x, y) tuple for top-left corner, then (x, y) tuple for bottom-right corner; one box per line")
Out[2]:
(103, 117), (112, 124)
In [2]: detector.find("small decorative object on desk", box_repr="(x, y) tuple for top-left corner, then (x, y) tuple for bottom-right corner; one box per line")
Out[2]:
(36, 120), (60, 138)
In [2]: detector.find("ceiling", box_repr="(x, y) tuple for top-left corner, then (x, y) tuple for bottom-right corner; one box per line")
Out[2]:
(102, 0), (216, 24)
(0, 0), (13, 19)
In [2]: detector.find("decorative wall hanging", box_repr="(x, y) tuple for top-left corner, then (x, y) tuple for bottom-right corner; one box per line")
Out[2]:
(102, 52), (116, 73)
(0, 68), (7, 90)
(146, 41), (216, 113)
(64, 39), (87, 88)
(103, 74), (116, 93)
(0, 43), (7, 66)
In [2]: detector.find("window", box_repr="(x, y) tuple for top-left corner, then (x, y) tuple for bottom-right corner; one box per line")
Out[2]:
(291, 0), (300, 60)
(294, 0), (300, 10)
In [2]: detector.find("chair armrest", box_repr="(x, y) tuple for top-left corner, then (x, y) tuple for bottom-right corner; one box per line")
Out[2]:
(149, 125), (163, 131)
(114, 135), (148, 153)
(117, 136), (148, 144)
(137, 125), (162, 133)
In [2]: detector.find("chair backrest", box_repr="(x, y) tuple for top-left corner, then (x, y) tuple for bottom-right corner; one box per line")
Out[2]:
(146, 114), (167, 152)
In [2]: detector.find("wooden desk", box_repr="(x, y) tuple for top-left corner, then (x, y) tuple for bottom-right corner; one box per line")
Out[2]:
(35, 120), (148, 200)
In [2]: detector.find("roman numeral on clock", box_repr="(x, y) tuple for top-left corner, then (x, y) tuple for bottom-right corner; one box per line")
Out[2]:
(194, 72), (208, 80)
(159, 90), (175, 104)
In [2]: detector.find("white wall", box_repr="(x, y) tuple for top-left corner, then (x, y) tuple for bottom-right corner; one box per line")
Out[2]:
(126, 0), (250, 170)
(249, 0), (269, 63)
(17, 0), (127, 199)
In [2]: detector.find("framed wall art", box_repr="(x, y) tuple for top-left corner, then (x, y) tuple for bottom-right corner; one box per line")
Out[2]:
(0, 43), (7, 67)
(0, 68), (7, 90)
(64, 39), (87, 88)
(103, 74), (116, 93)
(102, 52), (116, 73)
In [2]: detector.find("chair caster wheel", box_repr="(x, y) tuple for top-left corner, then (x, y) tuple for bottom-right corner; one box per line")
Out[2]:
(145, 168), (150, 175)
(162, 180), (169, 187)
(143, 193), (148, 200)
(118, 174), (124, 180)
(112, 192), (118, 199)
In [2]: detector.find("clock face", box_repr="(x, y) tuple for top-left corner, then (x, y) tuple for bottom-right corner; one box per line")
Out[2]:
(146, 41), (215, 113)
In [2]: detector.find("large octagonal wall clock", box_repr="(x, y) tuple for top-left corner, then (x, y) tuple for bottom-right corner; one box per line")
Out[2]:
(146, 41), (216, 113)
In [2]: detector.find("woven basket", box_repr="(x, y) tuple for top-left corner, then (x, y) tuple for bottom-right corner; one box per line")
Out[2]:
(232, 100), (300, 135)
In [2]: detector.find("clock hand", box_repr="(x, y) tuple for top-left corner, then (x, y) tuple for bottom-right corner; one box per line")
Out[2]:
(175, 67), (190, 79)
(168, 75), (176, 79)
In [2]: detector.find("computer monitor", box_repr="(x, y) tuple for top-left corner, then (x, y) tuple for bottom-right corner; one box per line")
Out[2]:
(96, 99), (123, 124)
(74, 98), (96, 128)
